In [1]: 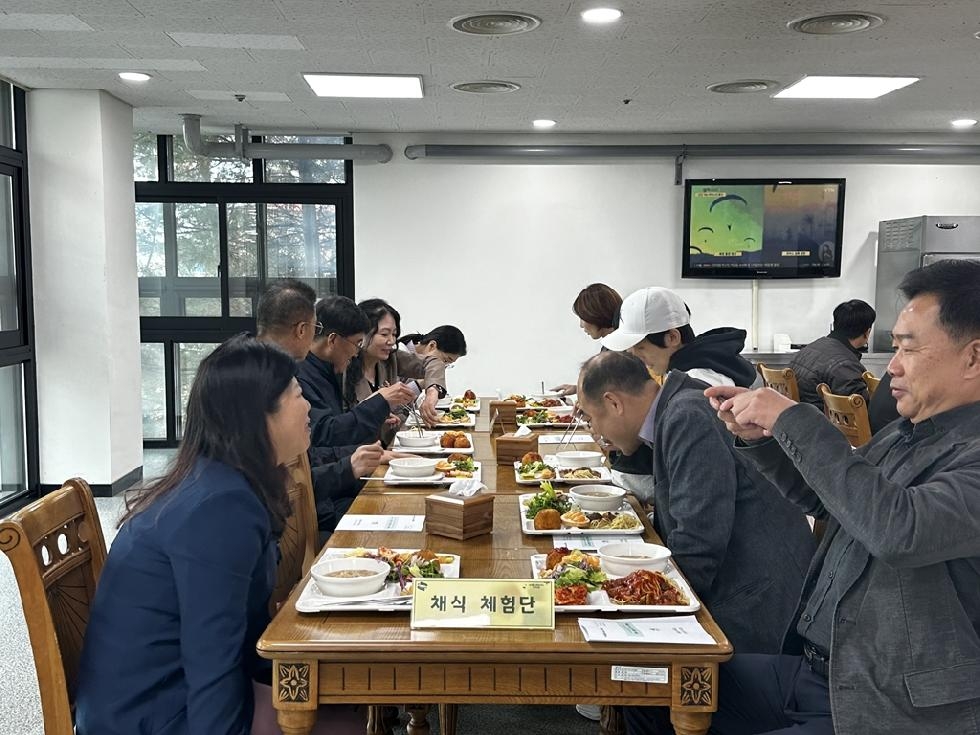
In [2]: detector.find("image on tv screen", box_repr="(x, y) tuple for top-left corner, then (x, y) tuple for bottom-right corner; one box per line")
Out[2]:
(684, 179), (844, 278)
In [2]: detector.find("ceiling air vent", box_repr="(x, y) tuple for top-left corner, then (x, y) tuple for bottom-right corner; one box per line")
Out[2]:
(452, 80), (522, 94)
(788, 12), (884, 35)
(451, 12), (541, 36)
(707, 80), (778, 94)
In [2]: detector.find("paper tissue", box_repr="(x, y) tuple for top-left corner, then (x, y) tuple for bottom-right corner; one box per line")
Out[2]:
(772, 333), (793, 353)
(494, 425), (538, 466)
(425, 479), (495, 540)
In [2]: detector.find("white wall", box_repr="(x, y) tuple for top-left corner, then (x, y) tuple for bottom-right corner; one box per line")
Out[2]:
(353, 133), (980, 395)
(28, 90), (141, 486)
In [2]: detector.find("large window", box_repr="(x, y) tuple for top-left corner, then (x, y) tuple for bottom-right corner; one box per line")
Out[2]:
(0, 84), (38, 511)
(135, 133), (353, 446)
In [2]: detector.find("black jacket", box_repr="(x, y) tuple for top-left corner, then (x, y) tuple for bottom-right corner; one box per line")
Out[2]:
(789, 332), (868, 411)
(296, 353), (390, 534)
(669, 328), (757, 387)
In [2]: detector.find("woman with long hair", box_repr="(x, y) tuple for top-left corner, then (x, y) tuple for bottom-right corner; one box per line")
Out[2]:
(75, 335), (361, 735)
(551, 283), (623, 396)
(343, 298), (466, 426)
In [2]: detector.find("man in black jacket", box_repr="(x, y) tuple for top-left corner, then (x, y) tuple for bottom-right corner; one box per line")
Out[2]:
(602, 286), (757, 387)
(789, 299), (875, 411)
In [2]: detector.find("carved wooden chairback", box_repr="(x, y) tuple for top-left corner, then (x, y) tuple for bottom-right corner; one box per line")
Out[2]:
(756, 363), (800, 402)
(817, 383), (873, 447)
(862, 370), (881, 398)
(0, 478), (106, 735)
(270, 451), (318, 615)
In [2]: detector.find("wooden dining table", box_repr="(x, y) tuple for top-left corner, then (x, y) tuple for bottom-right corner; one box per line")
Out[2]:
(257, 403), (733, 735)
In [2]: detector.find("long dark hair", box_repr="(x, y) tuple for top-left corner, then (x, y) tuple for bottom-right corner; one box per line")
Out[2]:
(343, 298), (402, 407)
(120, 335), (295, 534)
(398, 325), (467, 356)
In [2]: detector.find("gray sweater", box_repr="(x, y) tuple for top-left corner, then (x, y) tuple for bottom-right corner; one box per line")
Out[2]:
(647, 372), (815, 653)
(740, 400), (980, 735)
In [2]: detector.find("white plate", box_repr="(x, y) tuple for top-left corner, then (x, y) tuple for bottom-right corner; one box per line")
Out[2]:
(436, 397), (481, 413)
(517, 416), (578, 428)
(383, 463), (481, 486)
(529, 554), (700, 613)
(518, 493), (644, 535)
(296, 549), (461, 613)
(392, 432), (475, 455)
(513, 461), (558, 486)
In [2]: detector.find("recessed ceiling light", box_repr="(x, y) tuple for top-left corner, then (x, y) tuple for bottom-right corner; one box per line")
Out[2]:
(450, 12), (541, 35)
(951, 118), (978, 129)
(774, 75), (918, 99)
(788, 12), (884, 35)
(303, 73), (423, 98)
(707, 80), (778, 94)
(118, 71), (151, 82)
(533, 119), (557, 129)
(451, 80), (521, 94)
(581, 8), (623, 23)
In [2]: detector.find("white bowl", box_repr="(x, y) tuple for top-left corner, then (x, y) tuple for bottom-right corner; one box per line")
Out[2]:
(396, 430), (440, 448)
(598, 542), (672, 576)
(310, 557), (390, 597)
(569, 485), (626, 512)
(389, 457), (441, 477)
(555, 450), (603, 469)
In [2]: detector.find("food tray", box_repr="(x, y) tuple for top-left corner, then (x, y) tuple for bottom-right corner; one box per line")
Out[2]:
(392, 432), (475, 455)
(555, 466), (613, 485)
(513, 461), (558, 486)
(518, 493), (644, 536)
(530, 554), (700, 613)
(407, 413), (477, 429)
(383, 462), (482, 486)
(296, 549), (460, 613)
(436, 397), (481, 413)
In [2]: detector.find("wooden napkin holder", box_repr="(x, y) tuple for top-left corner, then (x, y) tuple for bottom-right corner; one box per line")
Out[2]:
(494, 432), (539, 466)
(488, 400), (518, 435)
(425, 491), (495, 540)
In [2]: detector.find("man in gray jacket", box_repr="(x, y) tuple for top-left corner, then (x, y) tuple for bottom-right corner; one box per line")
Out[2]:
(577, 351), (814, 654)
(699, 259), (980, 735)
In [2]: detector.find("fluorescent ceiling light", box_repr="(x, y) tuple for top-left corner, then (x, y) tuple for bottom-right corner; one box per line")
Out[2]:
(303, 74), (423, 98)
(774, 75), (919, 99)
(951, 118), (978, 129)
(581, 8), (623, 23)
(533, 119), (557, 129)
(118, 72), (151, 82)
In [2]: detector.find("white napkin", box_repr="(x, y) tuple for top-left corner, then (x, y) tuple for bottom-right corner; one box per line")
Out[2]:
(447, 479), (486, 497)
(514, 424), (533, 437)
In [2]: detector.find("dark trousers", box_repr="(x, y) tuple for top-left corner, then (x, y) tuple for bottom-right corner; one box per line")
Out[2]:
(624, 654), (834, 735)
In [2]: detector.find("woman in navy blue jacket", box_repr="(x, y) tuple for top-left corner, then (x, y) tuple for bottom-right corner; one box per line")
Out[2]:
(74, 336), (354, 735)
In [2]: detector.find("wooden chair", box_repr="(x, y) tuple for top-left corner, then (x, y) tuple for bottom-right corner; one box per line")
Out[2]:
(0, 478), (106, 735)
(862, 370), (881, 397)
(757, 363), (800, 402)
(270, 451), (318, 615)
(817, 383), (873, 447)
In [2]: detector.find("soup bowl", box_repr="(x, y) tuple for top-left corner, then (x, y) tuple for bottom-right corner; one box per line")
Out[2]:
(310, 557), (390, 597)
(597, 542), (672, 576)
(569, 485), (626, 512)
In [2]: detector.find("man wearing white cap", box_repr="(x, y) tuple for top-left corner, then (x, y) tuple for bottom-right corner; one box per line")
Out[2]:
(601, 287), (756, 388)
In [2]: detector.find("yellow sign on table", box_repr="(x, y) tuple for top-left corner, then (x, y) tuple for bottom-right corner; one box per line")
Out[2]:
(411, 578), (555, 629)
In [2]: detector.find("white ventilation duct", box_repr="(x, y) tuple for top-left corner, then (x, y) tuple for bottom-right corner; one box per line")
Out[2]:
(180, 114), (392, 163)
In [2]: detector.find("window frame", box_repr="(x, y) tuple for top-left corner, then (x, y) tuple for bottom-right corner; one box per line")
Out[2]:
(0, 85), (40, 512)
(136, 134), (354, 447)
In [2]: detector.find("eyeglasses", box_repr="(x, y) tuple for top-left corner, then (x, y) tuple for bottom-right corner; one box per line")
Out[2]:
(335, 334), (364, 353)
(295, 320), (324, 336)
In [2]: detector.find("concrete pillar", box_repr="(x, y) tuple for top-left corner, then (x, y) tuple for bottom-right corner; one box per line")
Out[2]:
(27, 90), (142, 492)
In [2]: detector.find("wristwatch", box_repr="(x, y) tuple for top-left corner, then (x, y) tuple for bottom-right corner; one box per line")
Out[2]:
(426, 384), (447, 399)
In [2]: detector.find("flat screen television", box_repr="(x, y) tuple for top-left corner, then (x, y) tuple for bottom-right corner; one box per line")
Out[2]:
(682, 178), (845, 279)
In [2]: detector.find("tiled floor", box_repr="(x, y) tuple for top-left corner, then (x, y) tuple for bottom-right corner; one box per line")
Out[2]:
(0, 449), (597, 735)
